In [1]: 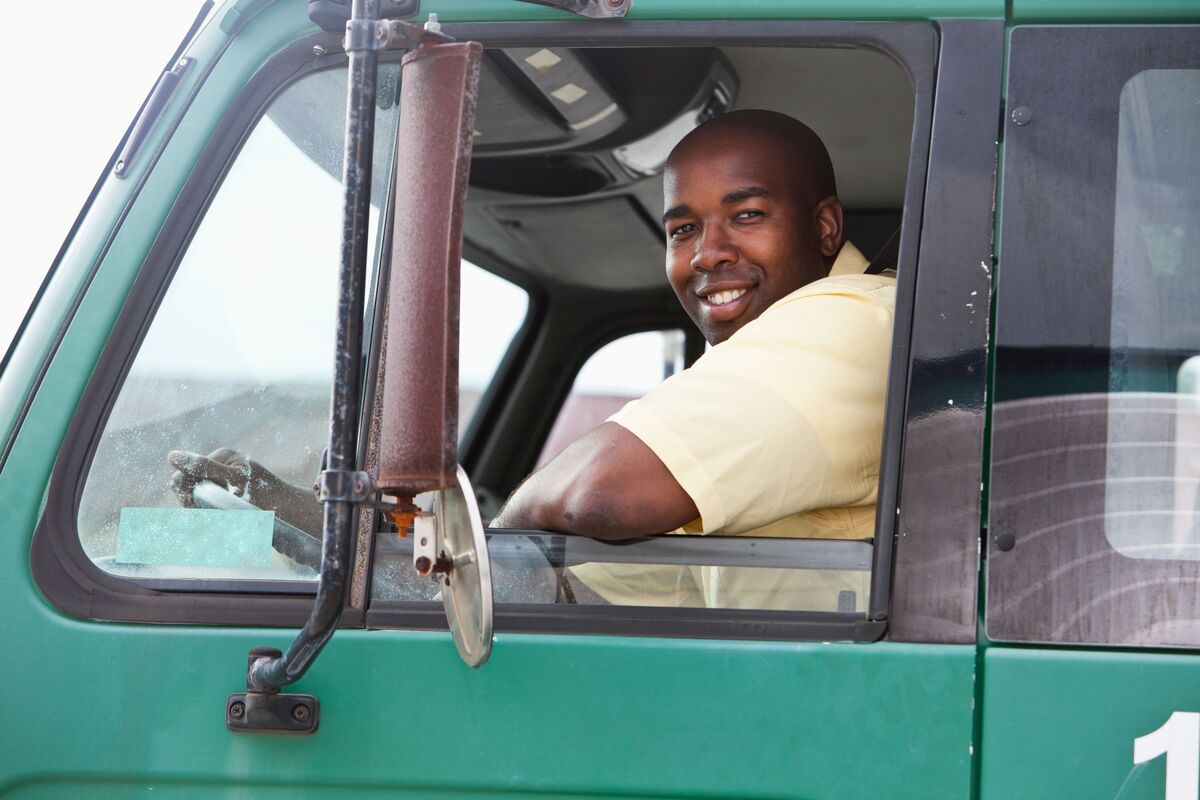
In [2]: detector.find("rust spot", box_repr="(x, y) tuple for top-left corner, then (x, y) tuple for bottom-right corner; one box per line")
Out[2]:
(377, 41), (482, 497)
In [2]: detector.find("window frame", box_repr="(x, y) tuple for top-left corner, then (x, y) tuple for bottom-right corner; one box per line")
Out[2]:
(31, 18), (1003, 643)
(365, 19), (943, 644)
(988, 25), (1200, 648)
(31, 33), (387, 627)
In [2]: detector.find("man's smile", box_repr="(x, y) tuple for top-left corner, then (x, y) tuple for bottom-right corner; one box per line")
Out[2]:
(697, 282), (756, 323)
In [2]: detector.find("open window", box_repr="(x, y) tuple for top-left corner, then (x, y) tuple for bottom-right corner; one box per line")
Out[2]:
(366, 25), (934, 641)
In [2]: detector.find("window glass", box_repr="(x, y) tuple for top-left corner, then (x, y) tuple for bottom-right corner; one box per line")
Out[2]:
(537, 330), (684, 468)
(460, 261), (529, 438)
(367, 41), (917, 630)
(77, 65), (402, 585)
(373, 328), (873, 614)
(1104, 70), (1200, 560)
(989, 25), (1200, 647)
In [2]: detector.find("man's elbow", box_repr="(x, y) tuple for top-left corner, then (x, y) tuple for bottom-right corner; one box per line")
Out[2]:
(559, 474), (650, 540)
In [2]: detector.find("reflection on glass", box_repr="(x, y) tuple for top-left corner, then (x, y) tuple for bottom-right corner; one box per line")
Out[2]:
(1104, 69), (1200, 560)
(537, 330), (682, 469)
(371, 529), (872, 612)
(77, 65), (402, 583)
(459, 261), (529, 438)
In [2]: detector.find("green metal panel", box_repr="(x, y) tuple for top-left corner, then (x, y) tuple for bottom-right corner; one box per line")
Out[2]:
(0, 1), (984, 796)
(980, 647), (1200, 799)
(1011, 0), (1200, 23)
(0, 606), (976, 798)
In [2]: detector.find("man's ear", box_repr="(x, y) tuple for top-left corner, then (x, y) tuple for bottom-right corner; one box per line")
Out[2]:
(812, 196), (844, 259)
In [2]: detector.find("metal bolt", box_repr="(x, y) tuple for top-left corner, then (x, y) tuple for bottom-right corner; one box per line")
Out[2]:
(114, 159), (126, 175)
(414, 555), (433, 575)
(313, 44), (327, 56)
(291, 704), (311, 722)
(993, 531), (1016, 552)
(1011, 106), (1033, 126)
(229, 701), (246, 720)
(353, 480), (366, 495)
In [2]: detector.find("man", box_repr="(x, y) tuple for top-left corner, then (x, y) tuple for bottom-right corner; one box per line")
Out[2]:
(486, 110), (895, 611)
(493, 110), (893, 571)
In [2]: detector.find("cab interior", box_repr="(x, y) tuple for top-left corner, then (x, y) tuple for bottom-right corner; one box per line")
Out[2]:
(452, 43), (914, 517)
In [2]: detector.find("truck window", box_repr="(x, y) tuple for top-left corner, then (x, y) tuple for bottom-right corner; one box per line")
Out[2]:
(367, 37), (926, 637)
(536, 329), (685, 469)
(35, 25), (942, 637)
(990, 27), (1200, 647)
(74, 65), (404, 585)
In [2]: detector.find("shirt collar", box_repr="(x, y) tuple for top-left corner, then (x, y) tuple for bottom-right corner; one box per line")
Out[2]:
(827, 240), (869, 277)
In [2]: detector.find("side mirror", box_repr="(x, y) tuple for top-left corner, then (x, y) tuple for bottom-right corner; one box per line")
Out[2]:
(377, 39), (492, 667)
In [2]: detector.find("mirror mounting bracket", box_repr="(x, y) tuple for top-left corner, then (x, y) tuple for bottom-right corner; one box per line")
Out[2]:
(227, 649), (320, 734)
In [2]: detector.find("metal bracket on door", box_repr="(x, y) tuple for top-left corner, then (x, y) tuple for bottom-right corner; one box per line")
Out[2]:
(227, 649), (319, 734)
(514, 0), (631, 18)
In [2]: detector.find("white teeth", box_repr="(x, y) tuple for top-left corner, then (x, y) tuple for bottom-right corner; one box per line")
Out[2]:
(706, 288), (748, 306)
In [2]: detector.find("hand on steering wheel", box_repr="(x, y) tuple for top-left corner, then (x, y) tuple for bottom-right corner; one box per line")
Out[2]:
(168, 448), (322, 534)
(170, 448), (256, 506)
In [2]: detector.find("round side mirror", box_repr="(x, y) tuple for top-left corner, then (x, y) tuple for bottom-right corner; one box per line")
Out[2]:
(435, 465), (493, 668)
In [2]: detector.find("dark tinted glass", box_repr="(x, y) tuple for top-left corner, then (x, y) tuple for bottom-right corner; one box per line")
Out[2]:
(989, 28), (1200, 646)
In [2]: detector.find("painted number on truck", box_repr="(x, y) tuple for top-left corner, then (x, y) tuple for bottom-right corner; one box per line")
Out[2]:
(1135, 712), (1200, 799)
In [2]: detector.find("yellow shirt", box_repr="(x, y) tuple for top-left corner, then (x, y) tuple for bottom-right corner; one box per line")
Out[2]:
(570, 242), (895, 610)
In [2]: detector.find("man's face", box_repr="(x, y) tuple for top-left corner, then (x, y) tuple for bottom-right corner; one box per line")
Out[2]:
(662, 129), (829, 345)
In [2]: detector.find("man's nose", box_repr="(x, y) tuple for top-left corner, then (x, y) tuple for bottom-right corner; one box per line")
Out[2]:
(691, 224), (737, 272)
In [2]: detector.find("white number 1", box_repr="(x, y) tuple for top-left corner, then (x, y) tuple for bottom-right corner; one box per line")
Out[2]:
(1135, 711), (1200, 800)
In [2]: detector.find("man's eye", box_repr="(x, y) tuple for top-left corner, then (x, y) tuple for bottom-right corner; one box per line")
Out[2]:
(669, 223), (698, 238)
(734, 209), (764, 221)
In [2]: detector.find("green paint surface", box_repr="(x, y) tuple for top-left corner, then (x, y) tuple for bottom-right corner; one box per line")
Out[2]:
(980, 647), (1200, 799)
(0, 621), (977, 798)
(117, 507), (274, 568)
(1011, 0), (1200, 22)
(0, 7), (978, 795)
(7, 0), (1189, 797)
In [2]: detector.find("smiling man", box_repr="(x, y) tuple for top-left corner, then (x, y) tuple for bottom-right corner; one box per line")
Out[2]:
(491, 109), (897, 584)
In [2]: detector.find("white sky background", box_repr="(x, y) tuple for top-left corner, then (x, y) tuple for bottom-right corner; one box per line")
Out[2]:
(0, 2), (204, 355)
(0, 1), (664, 395)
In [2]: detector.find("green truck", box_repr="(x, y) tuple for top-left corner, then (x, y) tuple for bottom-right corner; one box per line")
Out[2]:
(2, 0), (1198, 796)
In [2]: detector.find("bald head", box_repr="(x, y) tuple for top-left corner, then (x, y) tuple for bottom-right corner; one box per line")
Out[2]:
(667, 110), (836, 207)
(661, 110), (845, 344)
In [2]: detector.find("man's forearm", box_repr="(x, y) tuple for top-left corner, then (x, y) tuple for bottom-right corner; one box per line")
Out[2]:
(490, 422), (698, 540)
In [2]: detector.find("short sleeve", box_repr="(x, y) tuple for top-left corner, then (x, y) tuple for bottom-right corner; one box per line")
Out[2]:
(609, 276), (895, 534)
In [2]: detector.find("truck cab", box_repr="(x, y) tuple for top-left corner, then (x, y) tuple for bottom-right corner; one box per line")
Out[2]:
(1, 1), (1198, 797)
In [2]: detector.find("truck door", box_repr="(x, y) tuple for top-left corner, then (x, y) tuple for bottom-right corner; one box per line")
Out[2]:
(983, 24), (1200, 800)
(2, 3), (999, 797)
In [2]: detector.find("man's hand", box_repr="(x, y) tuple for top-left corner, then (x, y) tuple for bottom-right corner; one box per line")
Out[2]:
(168, 448), (323, 534)
(490, 422), (698, 540)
